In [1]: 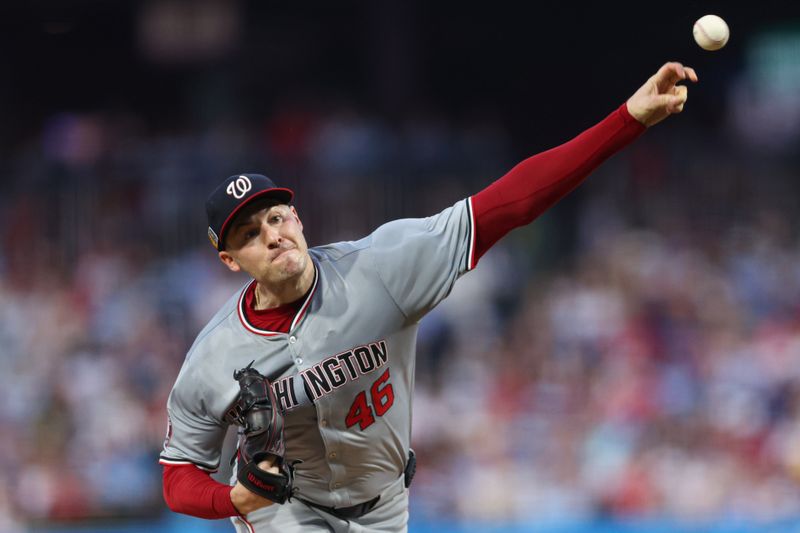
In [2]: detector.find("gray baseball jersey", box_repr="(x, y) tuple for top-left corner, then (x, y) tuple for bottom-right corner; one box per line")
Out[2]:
(160, 198), (476, 530)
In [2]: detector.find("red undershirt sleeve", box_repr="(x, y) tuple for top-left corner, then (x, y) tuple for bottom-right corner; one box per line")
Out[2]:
(470, 102), (646, 263)
(162, 463), (240, 519)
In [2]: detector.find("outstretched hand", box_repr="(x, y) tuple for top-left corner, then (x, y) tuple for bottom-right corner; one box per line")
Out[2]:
(626, 62), (698, 127)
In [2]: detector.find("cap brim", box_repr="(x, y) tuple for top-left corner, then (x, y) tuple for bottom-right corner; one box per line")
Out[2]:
(218, 187), (294, 250)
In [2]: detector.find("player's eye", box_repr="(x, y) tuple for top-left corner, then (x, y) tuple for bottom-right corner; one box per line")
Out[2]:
(244, 228), (259, 240)
(269, 214), (283, 224)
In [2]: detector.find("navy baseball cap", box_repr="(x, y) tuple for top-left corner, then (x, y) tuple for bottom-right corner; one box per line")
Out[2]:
(205, 174), (294, 251)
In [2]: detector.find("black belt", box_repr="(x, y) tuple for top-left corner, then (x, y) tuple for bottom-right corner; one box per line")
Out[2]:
(299, 450), (416, 521)
(299, 494), (380, 520)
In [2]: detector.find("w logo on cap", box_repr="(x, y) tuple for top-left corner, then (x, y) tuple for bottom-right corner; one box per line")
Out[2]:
(206, 173), (294, 251)
(227, 175), (253, 199)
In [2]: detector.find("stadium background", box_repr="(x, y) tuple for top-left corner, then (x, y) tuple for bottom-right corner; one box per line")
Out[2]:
(3, 1), (800, 532)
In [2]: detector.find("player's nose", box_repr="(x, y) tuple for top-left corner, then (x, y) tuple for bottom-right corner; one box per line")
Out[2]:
(261, 219), (282, 248)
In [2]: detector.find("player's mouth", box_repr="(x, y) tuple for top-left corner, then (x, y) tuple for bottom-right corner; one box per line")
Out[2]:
(271, 245), (297, 262)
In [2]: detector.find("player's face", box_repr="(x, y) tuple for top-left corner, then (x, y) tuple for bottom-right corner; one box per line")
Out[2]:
(219, 202), (311, 285)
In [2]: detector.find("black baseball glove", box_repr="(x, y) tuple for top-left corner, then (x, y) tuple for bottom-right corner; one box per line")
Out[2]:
(230, 362), (295, 504)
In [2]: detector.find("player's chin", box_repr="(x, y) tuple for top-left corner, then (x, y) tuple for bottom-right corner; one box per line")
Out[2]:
(271, 251), (307, 277)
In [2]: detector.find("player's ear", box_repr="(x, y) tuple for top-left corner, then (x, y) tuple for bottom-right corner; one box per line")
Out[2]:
(290, 205), (303, 232)
(218, 251), (241, 273)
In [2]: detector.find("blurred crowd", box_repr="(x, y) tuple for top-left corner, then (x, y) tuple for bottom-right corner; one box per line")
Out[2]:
(411, 135), (800, 526)
(2, 102), (800, 530)
(412, 215), (800, 526)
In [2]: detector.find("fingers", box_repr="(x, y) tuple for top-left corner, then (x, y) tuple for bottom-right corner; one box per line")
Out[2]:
(655, 62), (684, 86)
(257, 459), (279, 474)
(650, 86), (687, 116)
(668, 85), (688, 113)
(629, 61), (697, 127)
(671, 84), (688, 100)
(654, 62), (699, 89)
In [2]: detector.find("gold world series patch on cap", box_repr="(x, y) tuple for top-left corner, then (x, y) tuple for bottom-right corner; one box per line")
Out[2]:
(208, 227), (220, 249)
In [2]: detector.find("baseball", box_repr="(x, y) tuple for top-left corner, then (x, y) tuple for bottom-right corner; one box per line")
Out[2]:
(693, 14), (729, 51)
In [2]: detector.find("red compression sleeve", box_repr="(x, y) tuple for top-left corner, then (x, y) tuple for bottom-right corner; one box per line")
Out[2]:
(471, 103), (645, 263)
(162, 463), (240, 519)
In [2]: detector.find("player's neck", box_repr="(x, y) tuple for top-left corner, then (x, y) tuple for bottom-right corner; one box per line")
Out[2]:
(253, 261), (315, 310)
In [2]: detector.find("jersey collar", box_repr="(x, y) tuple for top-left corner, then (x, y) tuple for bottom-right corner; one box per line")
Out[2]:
(237, 262), (319, 337)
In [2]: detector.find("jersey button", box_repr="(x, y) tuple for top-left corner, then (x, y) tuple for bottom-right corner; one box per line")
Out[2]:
(334, 483), (342, 489)
(289, 336), (297, 344)
(295, 358), (303, 365)
(320, 419), (328, 427)
(328, 452), (337, 459)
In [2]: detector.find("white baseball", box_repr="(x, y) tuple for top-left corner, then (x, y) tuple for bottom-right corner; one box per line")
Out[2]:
(693, 15), (730, 51)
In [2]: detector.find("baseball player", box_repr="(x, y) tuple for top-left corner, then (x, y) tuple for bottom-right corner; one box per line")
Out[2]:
(160, 62), (698, 532)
